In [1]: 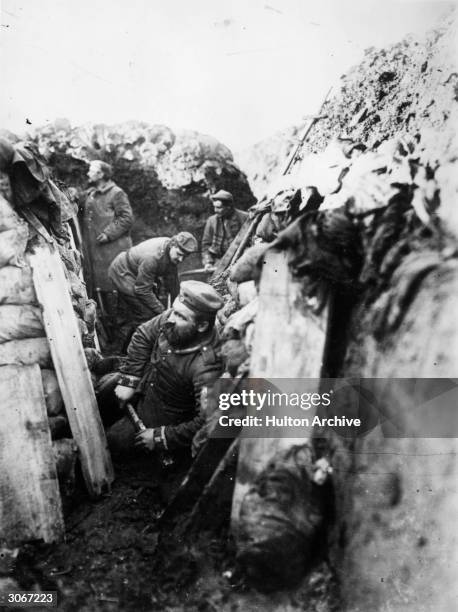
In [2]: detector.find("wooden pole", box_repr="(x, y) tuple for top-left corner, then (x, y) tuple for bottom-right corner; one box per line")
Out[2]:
(29, 243), (114, 497)
(0, 364), (64, 544)
(231, 249), (329, 529)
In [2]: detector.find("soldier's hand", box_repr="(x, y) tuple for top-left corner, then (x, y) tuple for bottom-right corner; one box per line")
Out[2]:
(204, 263), (215, 272)
(134, 429), (156, 451)
(96, 232), (109, 244)
(114, 385), (135, 402)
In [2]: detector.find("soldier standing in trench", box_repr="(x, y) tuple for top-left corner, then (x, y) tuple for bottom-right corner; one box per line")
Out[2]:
(81, 160), (133, 323)
(201, 190), (248, 270)
(107, 280), (224, 462)
(108, 231), (198, 352)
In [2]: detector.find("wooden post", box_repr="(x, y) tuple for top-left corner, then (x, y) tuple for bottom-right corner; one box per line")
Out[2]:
(0, 364), (64, 544)
(211, 216), (257, 279)
(231, 249), (329, 529)
(29, 243), (114, 497)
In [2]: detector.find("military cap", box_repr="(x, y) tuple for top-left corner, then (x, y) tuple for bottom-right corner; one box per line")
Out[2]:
(210, 189), (233, 204)
(179, 280), (224, 314)
(174, 231), (198, 254)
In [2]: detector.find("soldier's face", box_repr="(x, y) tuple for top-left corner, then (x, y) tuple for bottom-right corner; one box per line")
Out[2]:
(164, 300), (199, 347)
(87, 162), (103, 184)
(213, 201), (231, 218)
(169, 246), (187, 265)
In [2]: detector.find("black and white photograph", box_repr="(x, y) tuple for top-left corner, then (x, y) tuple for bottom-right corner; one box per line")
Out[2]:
(0, 1), (457, 610)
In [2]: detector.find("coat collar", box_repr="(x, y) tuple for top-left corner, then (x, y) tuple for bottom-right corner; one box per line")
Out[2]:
(158, 327), (218, 355)
(92, 180), (116, 195)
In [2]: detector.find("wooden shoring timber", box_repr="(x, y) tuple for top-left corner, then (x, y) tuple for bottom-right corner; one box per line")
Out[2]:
(231, 249), (329, 530)
(158, 435), (238, 527)
(29, 243), (114, 497)
(185, 438), (239, 535)
(0, 364), (64, 544)
(211, 216), (259, 280)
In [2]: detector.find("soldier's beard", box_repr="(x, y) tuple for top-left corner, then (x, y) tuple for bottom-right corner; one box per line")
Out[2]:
(163, 322), (198, 348)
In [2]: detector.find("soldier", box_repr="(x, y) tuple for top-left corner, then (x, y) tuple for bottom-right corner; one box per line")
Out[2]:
(201, 189), (248, 270)
(254, 198), (290, 244)
(81, 160), (133, 301)
(108, 231), (198, 351)
(107, 280), (224, 457)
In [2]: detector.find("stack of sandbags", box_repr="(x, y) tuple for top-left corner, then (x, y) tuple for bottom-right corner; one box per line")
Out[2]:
(0, 194), (50, 368)
(0, 192), (83, 495)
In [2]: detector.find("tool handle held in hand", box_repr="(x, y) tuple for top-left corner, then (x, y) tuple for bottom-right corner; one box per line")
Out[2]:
(125, 402), (146, 432)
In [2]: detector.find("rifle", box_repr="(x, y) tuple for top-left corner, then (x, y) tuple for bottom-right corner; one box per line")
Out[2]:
(211, 87), (333, 278)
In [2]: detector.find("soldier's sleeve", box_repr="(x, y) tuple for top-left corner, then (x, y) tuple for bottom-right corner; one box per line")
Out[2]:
(162, 347), (223, 449)
(103, 189), (133, 241)
(133, 257), (166, 315)
(201, 217), (215, 266)
(120, 312), (166, 379)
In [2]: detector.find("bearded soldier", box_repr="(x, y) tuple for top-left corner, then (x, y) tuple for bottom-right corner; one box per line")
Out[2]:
(107, 280), (224, 456)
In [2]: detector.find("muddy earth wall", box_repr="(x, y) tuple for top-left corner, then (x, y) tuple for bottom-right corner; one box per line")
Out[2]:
(240, 10), (458, 611)
(20, 122), (256, 269)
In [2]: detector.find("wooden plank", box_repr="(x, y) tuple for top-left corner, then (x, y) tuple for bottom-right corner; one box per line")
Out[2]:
(186, 438), (239, 534)
(211, 216), (255, 278)
(231, 249), (329, 529)
(0, 364), (64, 544)
(29, 244), (114, 497)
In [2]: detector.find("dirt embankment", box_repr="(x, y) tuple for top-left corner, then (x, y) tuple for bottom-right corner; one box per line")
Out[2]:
(238, 10), (457, 198)
(16, 121), (256, 266)
(238, 10), (458, 612)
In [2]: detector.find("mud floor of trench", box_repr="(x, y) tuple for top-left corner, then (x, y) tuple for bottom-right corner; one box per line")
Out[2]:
(11, 457), (339, 612)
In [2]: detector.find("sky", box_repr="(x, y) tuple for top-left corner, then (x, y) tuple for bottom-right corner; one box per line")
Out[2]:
(0, 0), (455, 152)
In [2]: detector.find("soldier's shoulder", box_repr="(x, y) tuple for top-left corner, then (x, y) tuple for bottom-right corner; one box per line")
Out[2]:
(110, 182), (128, 197)
(205, 213), (218, 226)
(137, 309), (169, 336)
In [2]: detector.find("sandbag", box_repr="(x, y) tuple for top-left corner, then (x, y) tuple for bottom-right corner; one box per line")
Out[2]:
(52, 438), (78, 496)
(0, 337), (51, 367)
(0, 266), (36, 305)
(67, 270), (85, 300)
(48, 415), (68, 440)
(41, 369), (63, 416)
(0, 194), (22, 231)
(235, 444), (330, 591)
(67, 270), (87, 317)
(77, 316), (88, 338)
(230, 243), (270, 284)
(83, 299), (97, 333)
(0, 223), (29, 267)
(57, 242), (81, 274)
(0, 304), (44, 343)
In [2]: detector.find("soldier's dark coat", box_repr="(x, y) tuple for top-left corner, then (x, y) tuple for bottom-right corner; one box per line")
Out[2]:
(107, 310), (223, 453)
(108, 237), (179, 316)
(201, 208), (248, 266)
(81, 180), (133, 294)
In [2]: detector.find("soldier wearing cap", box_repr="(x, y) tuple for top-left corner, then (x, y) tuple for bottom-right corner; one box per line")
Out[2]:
(201, 189), (249, 270)
(254, 198), (290, 244)
(107, 280), (224, 455)
(108, 232), (198, 351)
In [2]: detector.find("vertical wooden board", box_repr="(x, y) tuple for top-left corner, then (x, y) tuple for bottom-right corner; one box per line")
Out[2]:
(29, 245), (114, 497)
(0, 364), (64, 544)
(211, 217), (255, 278)
(231, 250), (329, 528)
